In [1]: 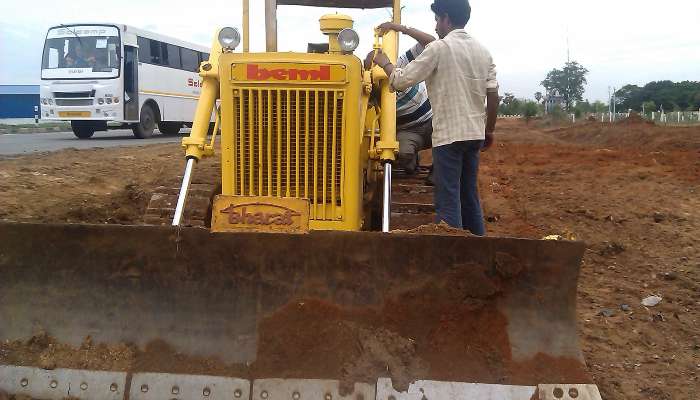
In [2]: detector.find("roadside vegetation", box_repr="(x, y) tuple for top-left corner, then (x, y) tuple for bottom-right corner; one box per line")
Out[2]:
(0, 122), (70, 134)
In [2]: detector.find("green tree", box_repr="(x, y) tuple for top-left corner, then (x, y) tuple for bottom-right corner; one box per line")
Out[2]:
(575, 100), (592, 114)
(500, 92), (523, 115)
(591, 101), (608, 113)
(615, 81), (700, 111)
(541, 61), (589, 111)
(523, 101), (539, 123)
(641, 100), (656, 114)
(614, 85), (643, 110)
(501, 92), (516, 106)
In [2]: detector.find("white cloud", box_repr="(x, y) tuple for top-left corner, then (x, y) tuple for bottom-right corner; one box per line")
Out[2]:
(1, 0), (698, 101)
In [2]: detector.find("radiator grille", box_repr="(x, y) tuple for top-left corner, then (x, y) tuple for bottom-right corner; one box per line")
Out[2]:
(232, 88), (344, 221)
(55, 99), (94, 106)
(53, 91), (95, 98)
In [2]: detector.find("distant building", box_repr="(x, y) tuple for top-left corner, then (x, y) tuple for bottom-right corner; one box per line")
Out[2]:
(0, 85), (40, 119)
(544, 91), (565, 113)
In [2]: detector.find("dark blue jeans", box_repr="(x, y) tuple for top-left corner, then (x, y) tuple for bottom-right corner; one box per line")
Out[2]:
(432, 140), (485, 235)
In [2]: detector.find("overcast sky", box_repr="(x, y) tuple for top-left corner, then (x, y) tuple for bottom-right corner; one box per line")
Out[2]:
(1, 0), (698, 101)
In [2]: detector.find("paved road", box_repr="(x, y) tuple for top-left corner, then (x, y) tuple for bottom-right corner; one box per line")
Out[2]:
(0, 129), (185, 156)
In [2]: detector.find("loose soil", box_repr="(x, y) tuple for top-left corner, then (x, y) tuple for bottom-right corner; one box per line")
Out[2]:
(0, 119), (698, 399)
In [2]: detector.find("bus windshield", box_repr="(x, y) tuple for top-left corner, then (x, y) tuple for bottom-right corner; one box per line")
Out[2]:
(42, 25), (121, 79)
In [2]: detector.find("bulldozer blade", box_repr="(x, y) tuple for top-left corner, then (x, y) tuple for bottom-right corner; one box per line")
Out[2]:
(0, 222), (590, 386)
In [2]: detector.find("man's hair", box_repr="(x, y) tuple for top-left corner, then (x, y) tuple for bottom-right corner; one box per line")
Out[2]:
(431, 0), (471, 27)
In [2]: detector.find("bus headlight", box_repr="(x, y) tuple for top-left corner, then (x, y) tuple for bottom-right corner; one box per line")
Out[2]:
(98, 98), (105, 105)
(113, 97), (120, 104)
(47, 98), (53, 105)
(338, 29), (359, 53)
(218, 27), (241, 50)
(106, 97), (113, 104)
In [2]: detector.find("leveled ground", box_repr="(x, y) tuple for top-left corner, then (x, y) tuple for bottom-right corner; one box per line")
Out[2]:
(0, 118), (698, 399)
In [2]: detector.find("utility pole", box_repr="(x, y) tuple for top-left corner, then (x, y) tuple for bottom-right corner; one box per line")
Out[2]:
(565, 29), (570, 112)
(608, 86), (612, 123)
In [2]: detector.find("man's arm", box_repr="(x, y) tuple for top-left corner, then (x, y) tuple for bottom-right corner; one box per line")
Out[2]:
(372, 44), (439, 92)
(483, 91), (498, 150)
(482, 59), (499, 151)
(377, 22), (436, 48)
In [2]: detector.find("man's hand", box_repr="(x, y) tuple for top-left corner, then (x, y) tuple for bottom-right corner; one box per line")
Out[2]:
(377, 22), (404, 35)
(364, 50), (390, 70)
(482, 131), (495, 151)
(372, 50), (390, 68)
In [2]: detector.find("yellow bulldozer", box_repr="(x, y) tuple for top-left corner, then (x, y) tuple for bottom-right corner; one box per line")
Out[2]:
(0, 1), (602, 399)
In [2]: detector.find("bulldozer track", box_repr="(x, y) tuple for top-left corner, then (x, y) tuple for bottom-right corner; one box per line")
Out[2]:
(143, 164), (436, 230)
(390, 167), (436, 229)
(143, 162), (221, 227)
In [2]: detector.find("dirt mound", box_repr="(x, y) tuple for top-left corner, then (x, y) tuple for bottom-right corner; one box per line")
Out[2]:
(0, 144), (218, 225)
(550, 121), (700, 150)
(616, 112), (655, 126)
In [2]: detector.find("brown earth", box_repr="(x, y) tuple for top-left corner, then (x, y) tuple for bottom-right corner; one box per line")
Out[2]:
(0, 119), (698, 399)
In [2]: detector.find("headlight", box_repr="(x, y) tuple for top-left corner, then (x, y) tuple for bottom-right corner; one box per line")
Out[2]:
(106, 97), (113, 104)
(97, 98), (104, 105)
(41, 98), (48, 105)
(218, 27), (241, 50)
(113, 97), (120, 104)
(48, 98), (53, 105)
(338, 29), (359, 53)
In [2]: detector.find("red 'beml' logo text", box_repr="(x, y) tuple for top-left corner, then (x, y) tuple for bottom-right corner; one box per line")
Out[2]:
(247, 64), (331, 81)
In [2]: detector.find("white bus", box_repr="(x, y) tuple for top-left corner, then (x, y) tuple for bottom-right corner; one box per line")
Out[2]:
(40, 23), (210, 139)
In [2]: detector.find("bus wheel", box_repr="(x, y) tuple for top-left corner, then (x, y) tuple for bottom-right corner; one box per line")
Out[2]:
(133, 104), (157, 139)
(158, 122), (182, 135)
(71, 121), (95, 139)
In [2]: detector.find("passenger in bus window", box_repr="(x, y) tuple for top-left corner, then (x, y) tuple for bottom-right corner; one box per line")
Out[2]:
(65, 44), (93, 68)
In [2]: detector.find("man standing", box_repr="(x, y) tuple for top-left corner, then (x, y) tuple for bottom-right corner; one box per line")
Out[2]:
(371, 0), (499, 235)
(365, 24), (435, 175)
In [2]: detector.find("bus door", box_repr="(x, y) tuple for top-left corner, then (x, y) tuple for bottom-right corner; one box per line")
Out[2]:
(123, 45), (139, 121)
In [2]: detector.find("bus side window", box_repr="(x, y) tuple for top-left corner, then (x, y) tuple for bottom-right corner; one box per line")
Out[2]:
(181, 48), (199, 72)
(149, 40), (162, 64)
(167, 44), (181, 69)
(137, 36), (150, 64)
(160, 42), (169, 66)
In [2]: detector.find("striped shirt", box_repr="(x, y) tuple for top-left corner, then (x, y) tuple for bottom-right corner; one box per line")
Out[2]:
(390, 30), (498, 147)
(395, 44), (433, 130)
